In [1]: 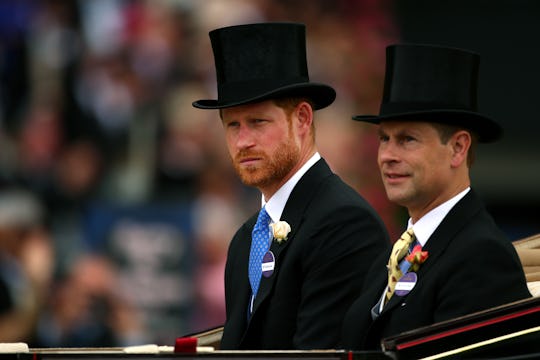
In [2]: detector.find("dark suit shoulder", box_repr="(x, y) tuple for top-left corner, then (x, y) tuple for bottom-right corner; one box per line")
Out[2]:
(298, 159), (385, 219)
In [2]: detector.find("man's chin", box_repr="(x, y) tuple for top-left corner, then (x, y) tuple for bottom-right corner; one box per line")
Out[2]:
(237, 170), (264, 188)
(384, 189), (408, 206)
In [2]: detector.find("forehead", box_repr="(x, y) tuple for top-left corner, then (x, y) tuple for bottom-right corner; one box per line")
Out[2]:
(379, 120), (437, 134)
(221, 100), (282, 120)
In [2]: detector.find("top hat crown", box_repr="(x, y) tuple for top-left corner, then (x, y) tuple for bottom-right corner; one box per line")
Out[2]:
(192, 22), (335, 110)
(352, 44), (503, 142)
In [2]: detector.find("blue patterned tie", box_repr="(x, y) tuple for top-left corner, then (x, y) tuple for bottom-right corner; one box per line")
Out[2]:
(249, 207), (272, 297)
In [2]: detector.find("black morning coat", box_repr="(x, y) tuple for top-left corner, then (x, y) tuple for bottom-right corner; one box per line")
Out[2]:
(341, 189), (532, 350)
(220, 158), (390, 349)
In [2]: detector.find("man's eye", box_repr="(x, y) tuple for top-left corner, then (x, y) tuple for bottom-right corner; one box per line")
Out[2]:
(404, 136), (415, 143)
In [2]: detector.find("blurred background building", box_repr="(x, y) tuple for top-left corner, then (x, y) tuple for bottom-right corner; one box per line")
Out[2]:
(0, 0), (538, 347)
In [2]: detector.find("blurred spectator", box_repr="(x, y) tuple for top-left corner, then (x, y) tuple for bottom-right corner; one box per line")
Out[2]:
(48, 139), (105, 276)
(0, 188), (53, 342)
(14, 100), (64, 199)
(155, 82), (216, 200)
(190, 163), (251, 332)
(32, 254), (146, 347)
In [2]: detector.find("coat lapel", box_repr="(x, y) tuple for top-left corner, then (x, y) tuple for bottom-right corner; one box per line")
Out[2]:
(414, 189), (483, 274)
(379, 190), (484, 315)
(250, 159), (332, 314)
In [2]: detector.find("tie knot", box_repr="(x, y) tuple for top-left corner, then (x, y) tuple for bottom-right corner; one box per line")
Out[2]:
(256, 207), (271, 228)
(401, 228), (415, 245)
(391, 228), (416, 262)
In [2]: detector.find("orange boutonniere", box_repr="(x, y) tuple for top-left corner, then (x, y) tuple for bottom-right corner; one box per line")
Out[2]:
(405, 245), (429, 272)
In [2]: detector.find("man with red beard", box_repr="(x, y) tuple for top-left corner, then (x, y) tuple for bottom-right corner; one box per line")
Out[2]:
(193, 23), (389, 350)
(341, 44), (531, 350)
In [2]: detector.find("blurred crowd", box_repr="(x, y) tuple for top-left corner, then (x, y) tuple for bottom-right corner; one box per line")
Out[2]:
(0, 0), (402, 347)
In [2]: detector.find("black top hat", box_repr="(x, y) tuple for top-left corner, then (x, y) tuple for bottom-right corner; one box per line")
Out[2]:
(192, 22), (335, 110)
(352, 44), (503, 143)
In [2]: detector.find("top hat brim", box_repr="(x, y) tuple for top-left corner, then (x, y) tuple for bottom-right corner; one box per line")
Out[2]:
(192, 82), (336, 110)
(352, 109), (503, 143)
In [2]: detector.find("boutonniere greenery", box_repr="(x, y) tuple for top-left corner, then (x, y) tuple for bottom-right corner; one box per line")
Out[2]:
(270, 221), (291, 244)
(405, 245), (429, 272)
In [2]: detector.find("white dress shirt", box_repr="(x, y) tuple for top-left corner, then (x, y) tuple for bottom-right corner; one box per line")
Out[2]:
(408, 187), (470, 247)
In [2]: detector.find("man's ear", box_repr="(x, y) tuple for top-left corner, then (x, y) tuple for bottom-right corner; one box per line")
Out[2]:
(295, 101), (313, 133)
(450, 130), (471, 168)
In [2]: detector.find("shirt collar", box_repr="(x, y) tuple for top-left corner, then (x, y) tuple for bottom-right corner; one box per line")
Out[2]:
(408, 187), (470, 247)
(263, 152), (321, 223)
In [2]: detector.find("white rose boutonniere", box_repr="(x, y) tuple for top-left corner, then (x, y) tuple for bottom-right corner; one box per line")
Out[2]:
(271, 221), (291, 244)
